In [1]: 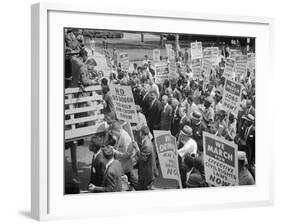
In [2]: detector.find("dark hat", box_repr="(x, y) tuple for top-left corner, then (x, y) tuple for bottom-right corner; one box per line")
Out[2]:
(190, 110), (202, 121)
(79, 48), (88, 57)
(186, 173), (203, 188)
(180, 125), (193, 137)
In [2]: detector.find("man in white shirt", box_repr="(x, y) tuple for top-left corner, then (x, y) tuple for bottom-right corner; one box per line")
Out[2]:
(111, 121), (138, 189)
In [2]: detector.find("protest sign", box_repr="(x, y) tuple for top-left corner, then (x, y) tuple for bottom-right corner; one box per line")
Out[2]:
(191, 58), (202, 80)
(223, 58), (235, 79)
(104, 49), (112, 69)
(153, 130), (182, 188)
(154, 62), (170, 84)
(119, 52), (130, 72)
(203, 132), (238, 186)
(191, 41), (203, 59)
(109, 84), (138, 123)
(229, 49), (242, 60)
(235, 55), (248, 80)
(153, 49), (161, 62)
(210, 47), (220, 66)
(222, 78), (243, 116)
(168, 49), (178, 79)
(165, 44), (173, 56)
(247, 53), (255, 77)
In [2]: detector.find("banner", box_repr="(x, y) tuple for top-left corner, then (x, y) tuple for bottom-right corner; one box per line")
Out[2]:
(119, 52), (130, 72)
(191, 42), (203, 60)
(203, 132), (238, 186)
(222, 78), (243, 116)
(191, 58), (202, 80)
(153, 130), (182, 188)
(109, 84), (138, 123)
(154, 62), (170, 84)
(168, 49), (177, 79)
(104, 49), (112, 69)
(223, 58), (235, 79)
(153, 49), (161, 62)
(235, 55), (248, 80)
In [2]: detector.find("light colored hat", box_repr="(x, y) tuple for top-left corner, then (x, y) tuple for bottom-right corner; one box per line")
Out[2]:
(180, 125), (193, 137)
(238, 151), (248, 165)
(190, 110), (202, 121)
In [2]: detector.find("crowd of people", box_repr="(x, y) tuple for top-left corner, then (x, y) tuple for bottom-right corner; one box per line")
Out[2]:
(65, 28), (255, 194)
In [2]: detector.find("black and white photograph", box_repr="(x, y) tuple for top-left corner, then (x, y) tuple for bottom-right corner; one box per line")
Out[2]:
(64, 28), (256, 194)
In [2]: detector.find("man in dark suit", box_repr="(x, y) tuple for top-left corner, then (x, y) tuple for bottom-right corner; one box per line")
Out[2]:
(147, 90), (162, 133)
(89, 146), (124, 193)
(140, 86), (152, 119)
(133, 126), (157, 190)
(170, 98), (181, 136)
(159, 95), (173, 130)
(88, 135), (107, 187)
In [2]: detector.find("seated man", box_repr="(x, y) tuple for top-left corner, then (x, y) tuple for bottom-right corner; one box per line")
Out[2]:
(88, 145), (124, 193)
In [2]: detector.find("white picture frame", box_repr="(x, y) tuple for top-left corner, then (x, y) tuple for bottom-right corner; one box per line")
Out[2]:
(31, 2), (275, 221)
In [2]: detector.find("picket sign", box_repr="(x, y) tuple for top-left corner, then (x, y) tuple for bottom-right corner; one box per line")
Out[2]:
(65, 85), (106, 141)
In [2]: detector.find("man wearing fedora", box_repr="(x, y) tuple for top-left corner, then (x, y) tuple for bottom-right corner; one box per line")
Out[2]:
(177, 125), (197, 188)
(190, 110), (207, 144)
(88, 146), (124, 192)
(201, 96), (215, 126)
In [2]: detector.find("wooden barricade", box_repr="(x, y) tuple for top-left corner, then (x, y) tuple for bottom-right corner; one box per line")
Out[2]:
(65, 85), (106, 142)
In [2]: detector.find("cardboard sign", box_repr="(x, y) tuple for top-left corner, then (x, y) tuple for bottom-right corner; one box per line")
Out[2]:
(222, 78), (243, 116)
(168, 49), (177, 79)
(247, 53), (255, 77)
(203, 132), (238, 186)
(165, 44), (173, 56)
(210, 47), (220, 66)
(191, 58), (202, 80)
(109, 84), (138, 123)
(229, 49), (242, 60)
(235, 55), (248, 80)
(119, 52), (130, 72)
(104, 49), (112, 69)
(223, 58), (235, 79)
(153, 49), (161, 62)
(153, 130), (182, 188)
(191, 42), (203, 59)
(154, 62), (170, 84)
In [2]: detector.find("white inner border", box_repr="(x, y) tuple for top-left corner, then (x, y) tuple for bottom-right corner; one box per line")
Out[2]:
(46, 7), (273, 220)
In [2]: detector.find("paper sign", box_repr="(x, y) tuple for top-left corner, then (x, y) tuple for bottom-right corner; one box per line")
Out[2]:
(247, 53), (255, 77)
(203, 132), (238, 186)
(154, 62), (170, 84)
(153, 130), (182, 188)
(109, 84), (138, 123)
(168, 49), (177, 79)
(223, 58), (235, 79)
(222, 78), (243, 116)
(235, 55), (248, 80)
(119, 52), (130, 72)
(191, 42), (203, 59)
(229, 49), (242, 60)
(191, 58), (202, 79)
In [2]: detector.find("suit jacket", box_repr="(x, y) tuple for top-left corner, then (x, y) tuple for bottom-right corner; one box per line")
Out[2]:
(138, 138), (154, 184)
(89, 150), (106, 186)
(159, 104), (173, 130)
(98, 160), (123, 192)
(147, 99), (162, 131)
(140, 91), (152, 119)
(171, 106), (181, 136)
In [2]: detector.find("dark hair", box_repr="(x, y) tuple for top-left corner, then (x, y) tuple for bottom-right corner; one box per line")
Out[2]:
(101, 78), (108, 86)
(107, 134), (116, 147)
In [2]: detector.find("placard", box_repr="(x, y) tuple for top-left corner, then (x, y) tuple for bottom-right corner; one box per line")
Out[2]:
(223, 58), (235, 79)
(222, 78), (243, 116)
(119, 52), (130, 72)
(153, 130), (182, 188)
(190, 41), (203, 59)
(235, 55), (248, 79)
(168, 49), (177, 79)
(109, 84), (138, 123)
(191, 58), (202, 79)
(203, 132), (238, 187)
(154, 62), (170, 84)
